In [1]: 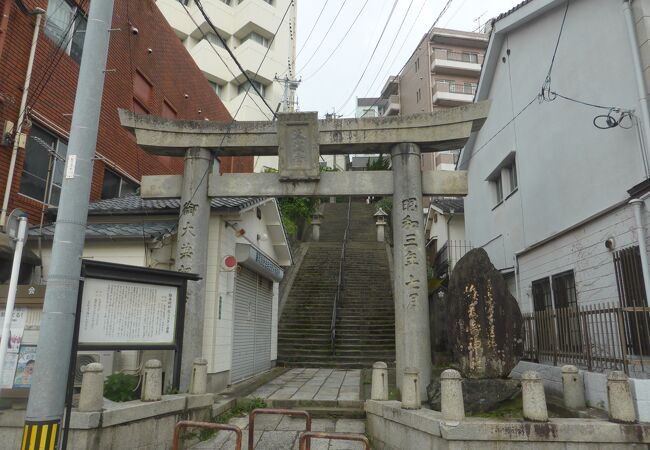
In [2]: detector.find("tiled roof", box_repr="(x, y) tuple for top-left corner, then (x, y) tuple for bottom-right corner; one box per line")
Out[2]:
(494, 0), (534, 22)
(430, 197), (464, 214)
(30, 221), (177, 240)
(80, 194), (263, 216)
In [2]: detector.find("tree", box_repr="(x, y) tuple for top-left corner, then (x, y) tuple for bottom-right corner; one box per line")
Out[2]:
(366, 154), (391, 171)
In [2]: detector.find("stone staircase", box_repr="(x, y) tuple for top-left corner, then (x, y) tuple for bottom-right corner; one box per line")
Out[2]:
(278, 200), (396, 368)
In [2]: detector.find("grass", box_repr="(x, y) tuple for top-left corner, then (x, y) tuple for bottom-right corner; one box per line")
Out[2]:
(181, 397), (268, 442)
(472, 394), (524, 419)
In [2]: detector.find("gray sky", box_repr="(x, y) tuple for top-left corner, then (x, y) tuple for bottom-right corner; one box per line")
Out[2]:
(294, 0), (522, 117)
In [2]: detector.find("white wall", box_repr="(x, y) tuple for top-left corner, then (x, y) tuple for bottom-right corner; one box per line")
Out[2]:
(464, 0), (647, 275)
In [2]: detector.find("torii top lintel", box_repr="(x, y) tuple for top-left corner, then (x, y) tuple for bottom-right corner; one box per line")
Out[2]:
(118, 101), (489, 158)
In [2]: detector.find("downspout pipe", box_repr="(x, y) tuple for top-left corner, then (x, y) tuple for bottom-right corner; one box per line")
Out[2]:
(630, 198), (650, 303)
(0, 8), (45, 228)
(623, 0), (650, 177)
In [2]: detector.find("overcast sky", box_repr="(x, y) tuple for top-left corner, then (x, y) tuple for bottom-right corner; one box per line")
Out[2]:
(294, 0), (522, 117)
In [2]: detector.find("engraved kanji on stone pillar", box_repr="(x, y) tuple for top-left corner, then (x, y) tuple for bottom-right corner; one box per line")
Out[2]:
(277, 112), (320, 181)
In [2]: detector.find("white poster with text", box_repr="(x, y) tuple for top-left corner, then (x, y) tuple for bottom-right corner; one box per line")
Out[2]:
(79, 278), (177, 346)
(0, 308), (27, 388)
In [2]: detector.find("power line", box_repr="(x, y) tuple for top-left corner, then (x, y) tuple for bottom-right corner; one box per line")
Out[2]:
(539, 0), (570, 102)
(335, 0), (400, 113)
(360, 0), (416, 99)
(295, 0), (330, 59)
(179, 2), (271, 120)
(298, 0), (349, 73)
(193, 0), (277, 118)
(345, 0), (453, 117)
(300, 0), (370, 82)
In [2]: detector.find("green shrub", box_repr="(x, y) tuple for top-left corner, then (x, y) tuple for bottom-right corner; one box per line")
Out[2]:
(103, 373), (139, 402)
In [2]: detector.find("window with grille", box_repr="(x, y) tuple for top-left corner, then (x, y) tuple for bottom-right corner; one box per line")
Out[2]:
(44, 0), (87, 64)
(613, 245), (650, 356)
(19, 124), (68, 206)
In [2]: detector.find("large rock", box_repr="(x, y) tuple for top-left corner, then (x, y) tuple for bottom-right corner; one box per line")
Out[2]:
(427, 377), (521, 414)
(448, 248), (523, 379)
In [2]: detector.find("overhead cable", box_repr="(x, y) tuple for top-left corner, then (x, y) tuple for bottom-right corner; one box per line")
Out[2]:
(296, 0), (330, 59)
(298, 0), (349, 73)
(335, 0), (400, 113)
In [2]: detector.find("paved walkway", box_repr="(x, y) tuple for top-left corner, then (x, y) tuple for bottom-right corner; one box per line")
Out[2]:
(191, 415), (367, 450)
(247, 368), (361, 402)
(191, 368), (367, 449)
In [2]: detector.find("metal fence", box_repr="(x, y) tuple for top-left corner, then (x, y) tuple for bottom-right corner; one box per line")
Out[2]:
(522, 303), (650, 376)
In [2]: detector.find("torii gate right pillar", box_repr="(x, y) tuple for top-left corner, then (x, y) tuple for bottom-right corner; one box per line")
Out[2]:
(392, 143), (431, 395)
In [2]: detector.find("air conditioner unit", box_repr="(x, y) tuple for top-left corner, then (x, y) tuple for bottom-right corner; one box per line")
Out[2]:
(74, 351), (114, 387)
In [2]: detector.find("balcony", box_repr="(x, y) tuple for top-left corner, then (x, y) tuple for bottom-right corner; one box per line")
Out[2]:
(431, 49), (483, 76)
(432, 81), (476, 107)
(381, 94), (400, 116)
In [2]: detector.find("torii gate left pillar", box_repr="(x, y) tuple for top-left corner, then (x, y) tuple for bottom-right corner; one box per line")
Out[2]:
(120, 104), (489, 395)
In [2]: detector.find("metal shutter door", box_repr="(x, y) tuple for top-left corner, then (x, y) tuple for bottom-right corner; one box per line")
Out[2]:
(231, 267), (257, 382)
(254, 277), (273, 374)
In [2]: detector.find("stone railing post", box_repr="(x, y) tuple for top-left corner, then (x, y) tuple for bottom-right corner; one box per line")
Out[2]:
(441, 369), (464, 422)
(561, 365), (586, 410)
(311, 212), (323, 242)
(401, 367), (420, 409)
(78, 362), (104, 412)
(607, 371), (637, 423)
(521, 371), (548, 422)
(371, 361), (389, 401)
(142, 359), (162, 402)
(190, 358), (208, 395)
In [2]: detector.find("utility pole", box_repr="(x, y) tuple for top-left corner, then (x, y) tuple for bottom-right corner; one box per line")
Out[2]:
(22, 1), (115, 448)
(274, 75), (301, 112)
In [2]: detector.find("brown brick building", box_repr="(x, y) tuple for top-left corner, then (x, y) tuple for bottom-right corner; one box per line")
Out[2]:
(0, 0), (252, 223)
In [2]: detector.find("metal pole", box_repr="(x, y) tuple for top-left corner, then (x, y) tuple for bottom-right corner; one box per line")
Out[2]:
(0, 215), (27, 382)
(0, 10), (45, 227)
(22, 1), (115, 448)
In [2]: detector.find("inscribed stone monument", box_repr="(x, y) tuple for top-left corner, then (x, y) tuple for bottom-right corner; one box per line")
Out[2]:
(448, 248), (524, 378)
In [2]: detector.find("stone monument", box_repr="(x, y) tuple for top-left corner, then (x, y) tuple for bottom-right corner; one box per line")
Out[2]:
(428, 248), (524, 413)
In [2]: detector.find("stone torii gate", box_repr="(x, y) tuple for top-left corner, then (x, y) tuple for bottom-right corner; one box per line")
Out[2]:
(119, 103), (489, 395)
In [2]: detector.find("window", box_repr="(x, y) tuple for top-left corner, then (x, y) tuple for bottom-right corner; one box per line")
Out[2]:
(44, 0), (87, 64)
(205, 32), (226, 49)
(493, 175), (503, 203)
(509, 161), (518, 191)
(133, 70), (153, 107)
(415, 58), (420, 72)
(613, 246), (650, 356)
(238, 80), (265, 98)
(101, 169), (138, 199)
(242, 32), (270, 48)
(531, 271), (582, 353)
(19, 124), (68, 205)
(416, 88), (421, 103)
(209, 81), (224, 97)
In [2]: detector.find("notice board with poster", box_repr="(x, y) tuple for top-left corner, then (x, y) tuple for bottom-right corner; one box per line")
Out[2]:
(76, 260), (199, 389)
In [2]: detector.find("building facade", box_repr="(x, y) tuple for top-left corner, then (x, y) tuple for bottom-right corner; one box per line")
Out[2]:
(0, 0), (251, 235)
(383, 27), (488, 172)
(155, 0), (297, 172)
(460, 0), (650, 418)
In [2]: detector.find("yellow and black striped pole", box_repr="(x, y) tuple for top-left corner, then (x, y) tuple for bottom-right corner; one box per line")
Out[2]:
(21, 420), (59, 450)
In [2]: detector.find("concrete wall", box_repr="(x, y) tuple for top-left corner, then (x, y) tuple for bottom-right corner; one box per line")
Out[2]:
(464, 0), (647, 274)
(366, 400), (650, 450)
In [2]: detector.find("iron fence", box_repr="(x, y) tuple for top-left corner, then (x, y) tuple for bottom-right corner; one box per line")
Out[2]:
(522, 303), (650, 376)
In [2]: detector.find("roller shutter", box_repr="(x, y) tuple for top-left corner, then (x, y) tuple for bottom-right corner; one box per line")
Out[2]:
(231, 266), (273, 383)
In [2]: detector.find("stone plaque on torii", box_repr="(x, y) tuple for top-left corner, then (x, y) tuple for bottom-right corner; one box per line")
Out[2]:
(119, 103), (489, 394)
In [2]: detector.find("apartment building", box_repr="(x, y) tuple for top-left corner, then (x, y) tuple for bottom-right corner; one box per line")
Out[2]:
(156, 0), (297, 172)
(376, 27), (488, 171)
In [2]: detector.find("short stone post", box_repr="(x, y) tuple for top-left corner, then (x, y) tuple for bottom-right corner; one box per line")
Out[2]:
(521, 371), (548, 422)
(78, 363), (104, 412)
(190, 358), (208, 395)
(371, 361), (389, 401)
(441, 369), (464, 422)
(607, 371), (637, 423)
(374, 208), (388, 243)
(141, 359), (162, 402)
(311, 211), (323, 242)
(401, 367), (420, 409)
(561, 365), (586, 410)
